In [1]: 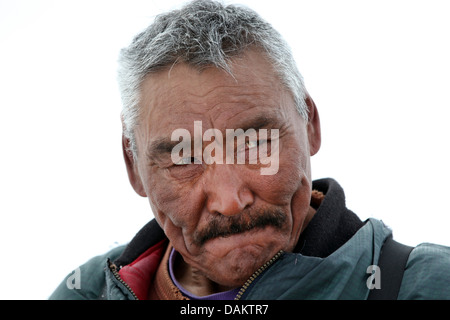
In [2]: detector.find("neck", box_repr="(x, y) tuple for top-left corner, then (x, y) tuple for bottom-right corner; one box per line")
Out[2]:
(173, 253), (236, 296)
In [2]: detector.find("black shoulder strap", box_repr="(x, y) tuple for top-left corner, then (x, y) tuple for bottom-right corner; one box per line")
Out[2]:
(367, 236), (414, 300)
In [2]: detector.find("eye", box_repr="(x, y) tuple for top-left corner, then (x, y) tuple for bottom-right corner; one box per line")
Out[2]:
(173, 156), (202, 165)
(169, 156), (204, 180)
(246, 140), (258, 149)
(175, 157), (192, 165)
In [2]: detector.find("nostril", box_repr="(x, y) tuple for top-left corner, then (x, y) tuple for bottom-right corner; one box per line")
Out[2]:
(239, 188), (255, 210)
(207, 189), (255, 217)
(203, 166), (254, 217)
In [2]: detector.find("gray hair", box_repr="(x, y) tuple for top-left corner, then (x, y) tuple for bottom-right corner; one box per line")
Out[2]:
(118, 0), (308, 158)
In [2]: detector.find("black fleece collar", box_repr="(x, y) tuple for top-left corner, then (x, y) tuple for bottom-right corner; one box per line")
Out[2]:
(295, 178), (364, 257)
(115, 178), (364, 266)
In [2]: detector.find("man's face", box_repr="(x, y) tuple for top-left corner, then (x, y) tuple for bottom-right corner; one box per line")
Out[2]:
(127, 50), (320, 288)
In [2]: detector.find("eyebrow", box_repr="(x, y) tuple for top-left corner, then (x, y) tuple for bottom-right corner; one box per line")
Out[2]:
(236, 115), (272, 132)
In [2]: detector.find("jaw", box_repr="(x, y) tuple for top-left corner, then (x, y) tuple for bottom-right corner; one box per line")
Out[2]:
(175, 225), (293, 287)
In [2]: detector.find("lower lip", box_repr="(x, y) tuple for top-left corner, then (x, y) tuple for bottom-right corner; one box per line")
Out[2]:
(202, 227), (279, 253)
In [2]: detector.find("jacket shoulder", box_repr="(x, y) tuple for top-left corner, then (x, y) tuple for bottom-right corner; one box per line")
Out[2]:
(398, 243), (450, 299)
(49, 245), (126, 300)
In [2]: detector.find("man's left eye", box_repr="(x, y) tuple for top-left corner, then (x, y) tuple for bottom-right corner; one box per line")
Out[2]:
(246, 140), (258, 149)
(175, 157), (194, 165)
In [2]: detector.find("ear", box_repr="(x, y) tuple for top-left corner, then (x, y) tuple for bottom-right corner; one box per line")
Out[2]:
(122, 124), (147, 197)
(305, 93), (321, 156)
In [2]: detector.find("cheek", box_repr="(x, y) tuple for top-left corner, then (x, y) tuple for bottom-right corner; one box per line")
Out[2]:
(248, 145), (309, 205)
(146, 170), (204, 231)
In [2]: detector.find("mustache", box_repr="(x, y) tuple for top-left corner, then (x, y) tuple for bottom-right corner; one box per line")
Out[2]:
(193, 207), (287, 246)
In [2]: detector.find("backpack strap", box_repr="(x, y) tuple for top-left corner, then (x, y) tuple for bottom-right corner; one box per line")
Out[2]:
(367, 235), (414, 300)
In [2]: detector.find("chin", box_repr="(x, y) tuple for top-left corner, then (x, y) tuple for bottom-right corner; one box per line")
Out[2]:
(194, 230), (288, 287)
(204, 255), (262, 288)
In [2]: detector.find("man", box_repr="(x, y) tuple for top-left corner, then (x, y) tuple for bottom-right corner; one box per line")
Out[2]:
(50, 0), (450, 300)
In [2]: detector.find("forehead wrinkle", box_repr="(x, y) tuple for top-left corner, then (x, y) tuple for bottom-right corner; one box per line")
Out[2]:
(201, 85), (275, 102)
(201, 87), (280, 121)
(185, 84), (244, 99)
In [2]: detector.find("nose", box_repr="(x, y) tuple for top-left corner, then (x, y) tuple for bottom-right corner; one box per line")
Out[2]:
(204, 166), (254, 217)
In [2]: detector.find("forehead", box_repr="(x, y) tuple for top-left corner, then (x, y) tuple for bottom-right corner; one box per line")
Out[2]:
(137, 50), (297, 143)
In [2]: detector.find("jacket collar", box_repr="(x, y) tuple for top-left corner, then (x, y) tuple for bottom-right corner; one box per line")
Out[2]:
(295, 178), (364, 257)
(114, 218), (165, 267)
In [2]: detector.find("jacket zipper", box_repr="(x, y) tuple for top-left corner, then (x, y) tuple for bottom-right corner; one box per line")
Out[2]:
(108, 260), (139, 300)
(234, 250), (284, 300)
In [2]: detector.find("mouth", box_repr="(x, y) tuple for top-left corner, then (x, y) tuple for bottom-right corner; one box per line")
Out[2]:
(193, 207), (287, 246)
(197, 225), (285, 266)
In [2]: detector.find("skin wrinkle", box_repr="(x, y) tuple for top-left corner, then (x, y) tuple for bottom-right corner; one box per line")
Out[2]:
(124, 49), (321, 294)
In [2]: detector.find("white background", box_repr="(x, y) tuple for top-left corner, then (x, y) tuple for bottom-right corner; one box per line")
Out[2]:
(1, 0), (449, 299)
